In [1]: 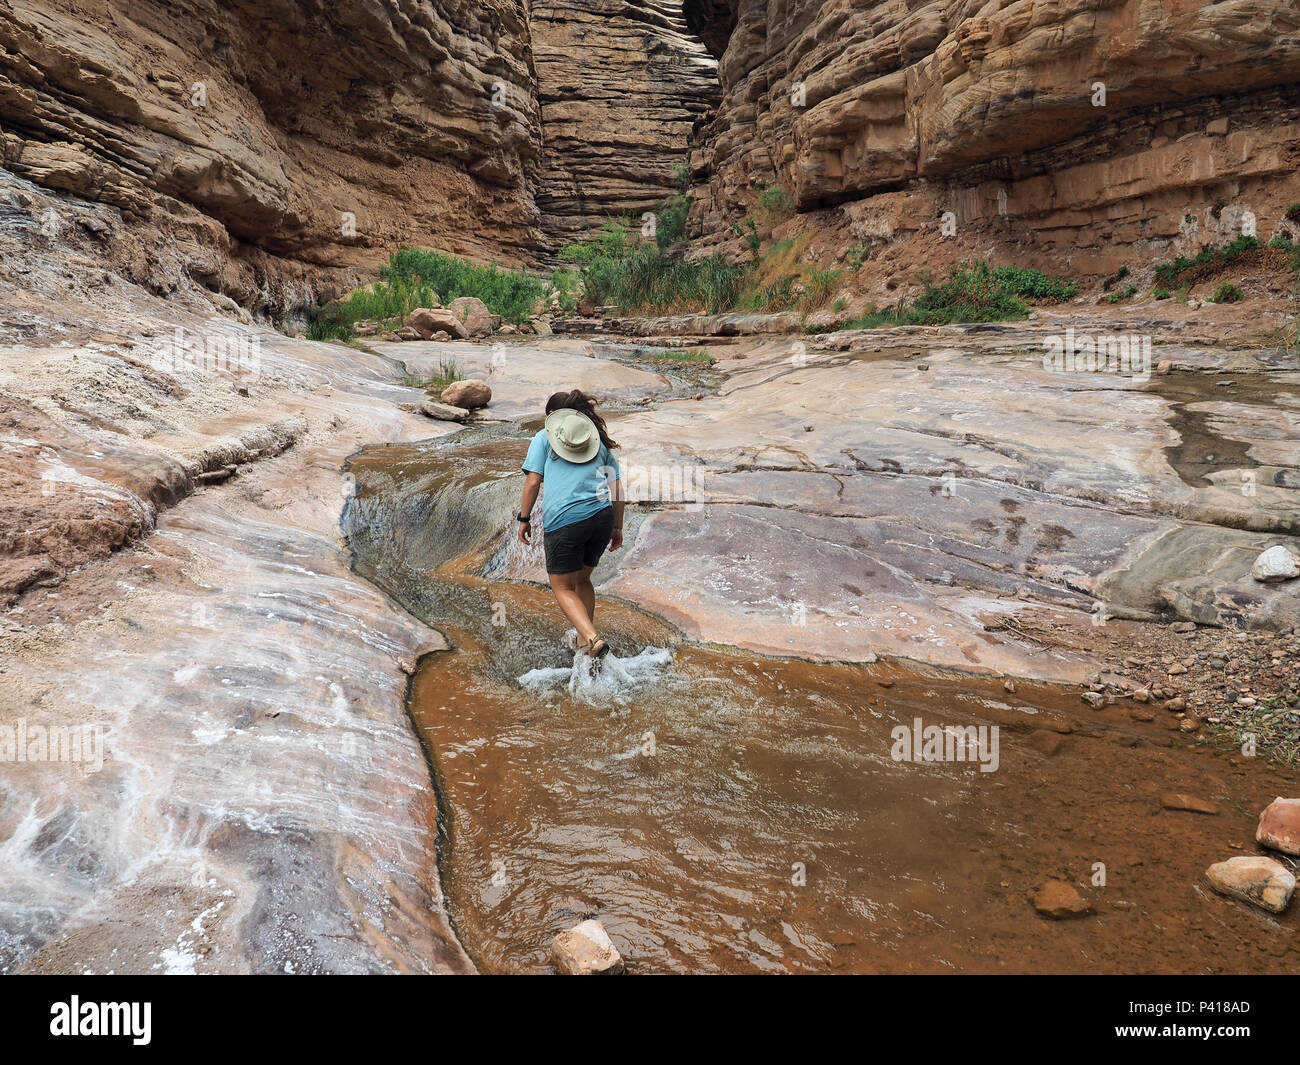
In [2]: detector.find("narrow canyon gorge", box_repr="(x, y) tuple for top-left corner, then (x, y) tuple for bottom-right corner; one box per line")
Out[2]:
(1, 1), (1298, 978)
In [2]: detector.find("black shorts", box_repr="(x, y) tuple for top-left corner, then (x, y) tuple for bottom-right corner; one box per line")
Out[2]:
(543, 507), (614, 575)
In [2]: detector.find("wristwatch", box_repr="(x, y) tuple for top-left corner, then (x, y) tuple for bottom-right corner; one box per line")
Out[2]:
(517, 512), (531, 524)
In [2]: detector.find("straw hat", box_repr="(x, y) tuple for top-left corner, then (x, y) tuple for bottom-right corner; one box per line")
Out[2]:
(544, 408), (601, 463)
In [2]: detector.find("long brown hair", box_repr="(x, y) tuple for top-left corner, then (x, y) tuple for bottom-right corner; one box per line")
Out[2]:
(545, 389), (619, 450)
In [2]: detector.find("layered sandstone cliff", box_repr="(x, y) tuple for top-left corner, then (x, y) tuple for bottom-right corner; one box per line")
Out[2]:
(0, 0), (719, 310)
(531, 0), (717, 253)
(685, 0), (1300, 277)
(0, 0), (545, 315)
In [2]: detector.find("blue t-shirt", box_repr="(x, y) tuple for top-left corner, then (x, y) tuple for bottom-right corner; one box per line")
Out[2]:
(522, 428), (622, 533)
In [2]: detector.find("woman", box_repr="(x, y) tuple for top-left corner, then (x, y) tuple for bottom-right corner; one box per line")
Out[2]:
(517, 389), (625, 658)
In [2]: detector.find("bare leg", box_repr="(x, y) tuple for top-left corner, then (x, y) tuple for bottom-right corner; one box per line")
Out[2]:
(548, 571), (597, 643)
(576, 565), (596, 625)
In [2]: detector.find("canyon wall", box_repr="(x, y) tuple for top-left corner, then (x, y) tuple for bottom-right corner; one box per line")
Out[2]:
(0, 0), (718, 311)
(531, 0), (718, 254)
(0, 0), (544, 315)
(684, 0), (1300, 277)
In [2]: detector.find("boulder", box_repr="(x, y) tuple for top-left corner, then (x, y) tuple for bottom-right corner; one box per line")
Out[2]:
(447, 296), (498, 338)
(1029, 880), (1092, 919)
(392, 327), (422, 341)
(440, 379), (491, 409)
(1256, 797), (1300, 857)
(1205, 856), (1295, 913)
(550, 919), (624, 975)
(1251, 545), (1300, 582)
(408, 307), (468, 340)
(530, 316), (553, 336)
(419, 400), (470, 422)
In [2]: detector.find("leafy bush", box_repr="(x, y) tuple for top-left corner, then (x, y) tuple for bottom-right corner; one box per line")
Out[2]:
(839, 261), (1077, 329)
(381, 248), (544, 324)
(731, 218), (761, 261)
(759, 185), (794, 214)
(305, 274), (441, 341)
(548, 268), (581, 314)
(655, 194), (690, 249)
(1108, 284), (1137, 303)
(1153, 287), (1171, 300)
(559, 218), (746, 315)
(1154, 237), (1264, 287)
(1211, 282), (1244, 303)
(846, 242), (872, 271)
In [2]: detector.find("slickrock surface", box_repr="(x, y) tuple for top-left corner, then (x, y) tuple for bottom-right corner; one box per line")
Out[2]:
(596, 326), (1300, 679)
(684, 0), (1300, 282)
(0, 190), (470, 973)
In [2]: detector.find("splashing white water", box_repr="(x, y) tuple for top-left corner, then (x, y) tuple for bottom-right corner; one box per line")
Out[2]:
(518, 646), (674, 706)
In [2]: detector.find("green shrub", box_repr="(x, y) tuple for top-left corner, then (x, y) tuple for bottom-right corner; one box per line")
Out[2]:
(846, 242), (871, 271)
(759, 185), (794, 214)
(548, 268), (581, 314)
(673, 160), (691, 194)
(840, 261), (1076, 329)
(1108, 284), (1137, 303)
(731, 218), (761, 261)
(1211, 282), (1244, 303)
(1152, 287), (1171, 300)
(306, 312), (354, 342)
(1287, 204), (1300, 223)
(381, 248), (544, 324)
(403, 357), (462, 393)
(559, 218), (746, 315)
(655, 194), (690, 249)
(1153, 236), (1264, 288)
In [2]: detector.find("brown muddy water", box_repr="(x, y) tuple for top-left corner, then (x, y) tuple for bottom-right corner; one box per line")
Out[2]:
(343, 412), (1299, 974)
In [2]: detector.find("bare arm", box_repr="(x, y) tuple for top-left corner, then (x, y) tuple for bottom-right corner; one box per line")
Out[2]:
(518, 472), (542, 544)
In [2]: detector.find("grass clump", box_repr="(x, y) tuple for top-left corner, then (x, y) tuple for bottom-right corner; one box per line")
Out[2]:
(1153, 235), (1268, 288)
(1108, 284), (1138, 303)
(559, 218), (746, 315)
(643, 348), (713, 363)
(1211, 282), (1244, 303)
(306, 274), (441, 341)
(382, 248), (543, 324)
(836, 261), (1076, 330)
(402, 357), (462, 393)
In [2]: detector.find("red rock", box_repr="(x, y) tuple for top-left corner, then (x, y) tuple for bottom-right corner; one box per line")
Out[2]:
(1256, 797), (1300, 857)
(1029, 880), (1092, 919)
(1206, 856), (1296, 914)
(1162, 793), (1218, 815)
